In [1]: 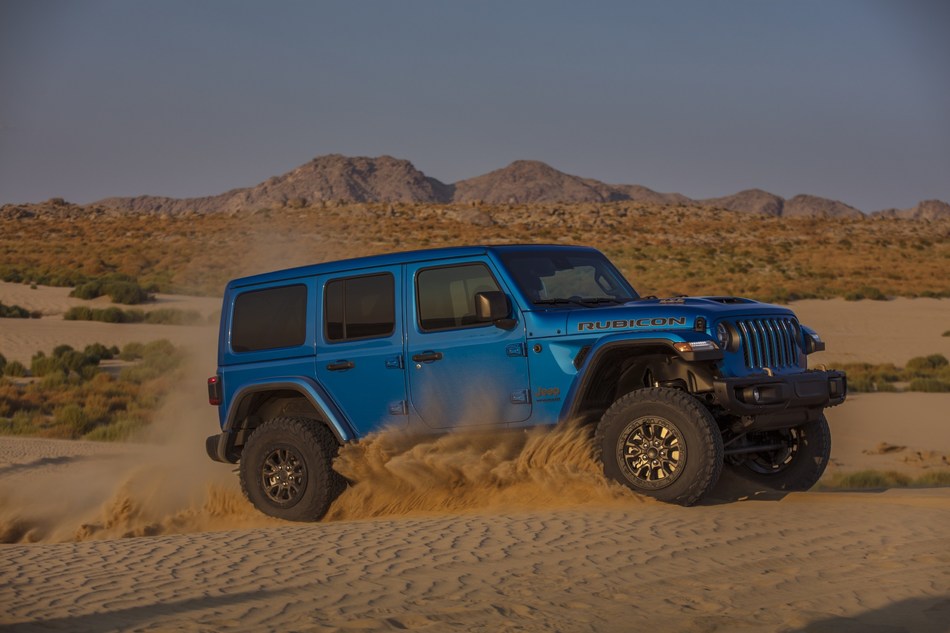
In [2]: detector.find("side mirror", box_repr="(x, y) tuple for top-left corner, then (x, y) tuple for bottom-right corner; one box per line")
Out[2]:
(474, 291), (516, 329)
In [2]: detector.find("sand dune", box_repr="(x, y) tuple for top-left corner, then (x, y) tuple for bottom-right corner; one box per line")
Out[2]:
(1, 483), (948, 631)
(2, 291), (950, 631)
(1, 386), (949, 631)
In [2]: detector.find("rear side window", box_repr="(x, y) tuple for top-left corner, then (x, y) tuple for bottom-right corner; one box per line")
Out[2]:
(324, 273), (395, 342)
(417, 263), (500, 331)
(231, 284), (308, 352)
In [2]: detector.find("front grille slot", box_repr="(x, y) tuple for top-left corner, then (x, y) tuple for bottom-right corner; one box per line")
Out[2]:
(735, 317), (800, 369)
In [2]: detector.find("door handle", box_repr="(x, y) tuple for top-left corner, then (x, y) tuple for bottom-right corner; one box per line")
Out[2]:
(411, 351), (443, 363)
(326, 360), (355, 371)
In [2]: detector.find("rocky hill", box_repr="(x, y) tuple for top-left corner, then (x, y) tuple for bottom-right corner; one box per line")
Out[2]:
(3, 154), (948, 220)
(872, 199), (950, 221)
(699, 189), (785, 216)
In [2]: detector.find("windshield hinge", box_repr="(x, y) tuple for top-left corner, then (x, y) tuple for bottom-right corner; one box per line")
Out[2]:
(506, 343), (527, 357)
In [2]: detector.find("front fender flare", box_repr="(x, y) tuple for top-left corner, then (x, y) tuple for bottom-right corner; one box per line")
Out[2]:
(559, 331), (722, 424)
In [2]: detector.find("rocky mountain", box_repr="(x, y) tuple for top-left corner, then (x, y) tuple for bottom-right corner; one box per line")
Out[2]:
(5, 154), (948, 220)
(783, 194), (863, 219)
(872, 199), (950, 221)
(452, 160), (620, 204)
(95, 155), (451, 214)
(699, 189), (785, 216)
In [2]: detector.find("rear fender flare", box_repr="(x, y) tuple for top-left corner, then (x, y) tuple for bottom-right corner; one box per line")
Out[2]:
(223, 377), (356, 444)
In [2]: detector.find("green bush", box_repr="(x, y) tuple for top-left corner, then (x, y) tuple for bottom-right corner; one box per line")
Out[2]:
(69, 274), (151, 305)
(3, 360), (27, 377)
(0, 302), (35, 318)
(824, 470), (912, 489)
(2, 340), (185, 440)
(63, 305), (201, 325)
(119, 342), (145, 361)
(844, 286), (888, 301)
(53, 404), (91, 436)
(906, 354), (949, 376)
(907, 378), (950, 393)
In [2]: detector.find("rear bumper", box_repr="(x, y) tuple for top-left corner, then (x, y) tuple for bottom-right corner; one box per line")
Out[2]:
(205, 432), (238, 463)
(714, 369), (847, 429)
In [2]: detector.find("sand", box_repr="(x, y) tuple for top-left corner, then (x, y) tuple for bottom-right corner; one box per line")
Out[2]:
(1, 290), (950, 631)
(792, 297), (950, 366)
(0, 281), (220, 364)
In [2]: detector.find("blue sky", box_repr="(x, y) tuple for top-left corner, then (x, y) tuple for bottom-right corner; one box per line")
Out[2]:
(1, 0), (947, 212)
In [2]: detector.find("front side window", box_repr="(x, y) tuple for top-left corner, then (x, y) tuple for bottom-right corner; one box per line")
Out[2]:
(232, 284), (308, 352)
(417, 263), (501, 331)
(324, 273), (395, 342)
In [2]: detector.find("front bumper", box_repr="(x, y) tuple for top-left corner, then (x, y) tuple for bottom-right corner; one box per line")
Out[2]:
(714, 369), (847, 429)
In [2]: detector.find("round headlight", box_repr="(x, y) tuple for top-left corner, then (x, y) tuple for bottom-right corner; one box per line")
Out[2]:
(716, 323), (730, 349)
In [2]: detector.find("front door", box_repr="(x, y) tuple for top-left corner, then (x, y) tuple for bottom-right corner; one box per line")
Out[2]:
(405, 259), (531, 429)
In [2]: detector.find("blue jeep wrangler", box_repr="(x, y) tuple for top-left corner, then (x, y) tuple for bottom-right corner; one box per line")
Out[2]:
(206, 245), (846, 520)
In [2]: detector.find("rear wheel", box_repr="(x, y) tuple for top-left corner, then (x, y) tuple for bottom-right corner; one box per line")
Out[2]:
(727, 414), (831, 491)
(239, 417), (345, 521)
(596, 388), (723, 506)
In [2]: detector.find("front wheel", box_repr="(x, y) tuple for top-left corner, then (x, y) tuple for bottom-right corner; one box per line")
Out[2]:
(727, 414), (831, 492)
(596, 388), (724, 506)
(239, 417), (346, 521)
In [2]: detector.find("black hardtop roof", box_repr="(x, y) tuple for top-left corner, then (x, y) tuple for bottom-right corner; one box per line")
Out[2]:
(227, 243), (600, 288)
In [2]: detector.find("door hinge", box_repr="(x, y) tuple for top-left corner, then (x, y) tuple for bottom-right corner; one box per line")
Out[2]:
(388, 400), (408, 416)
(385, 355), (404, 369)
(506, 343), (527, 357)
(509, 389), (530, 405)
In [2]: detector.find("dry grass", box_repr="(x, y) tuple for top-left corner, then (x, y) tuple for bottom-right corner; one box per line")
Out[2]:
(2, 202), (949, 301)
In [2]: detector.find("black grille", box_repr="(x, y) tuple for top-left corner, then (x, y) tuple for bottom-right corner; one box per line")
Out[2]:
(734, 317), (801, 369)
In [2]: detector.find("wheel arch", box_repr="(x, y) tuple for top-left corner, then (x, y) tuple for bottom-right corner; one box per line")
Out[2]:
(215, 378), (356, 463)
(560, 337), (719, 426)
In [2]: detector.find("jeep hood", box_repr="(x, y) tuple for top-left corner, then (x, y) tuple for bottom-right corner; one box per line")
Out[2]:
(526, 296), (798, 339)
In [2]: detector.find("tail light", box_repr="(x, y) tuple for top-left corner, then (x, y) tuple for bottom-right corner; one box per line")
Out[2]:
(207, 375), (222, 406)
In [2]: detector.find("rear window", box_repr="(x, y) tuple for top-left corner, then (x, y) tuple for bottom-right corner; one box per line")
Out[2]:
(231, 284), (308, 352)
(324, 273), (395, 342)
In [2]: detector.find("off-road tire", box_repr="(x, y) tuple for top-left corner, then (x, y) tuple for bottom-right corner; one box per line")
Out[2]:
(729, 414), (831, 492)
(595, 388), (723, 506)
(239, 417), (346, 521)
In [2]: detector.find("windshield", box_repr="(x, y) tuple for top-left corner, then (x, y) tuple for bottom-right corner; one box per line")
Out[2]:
(499, 249), (638, 305)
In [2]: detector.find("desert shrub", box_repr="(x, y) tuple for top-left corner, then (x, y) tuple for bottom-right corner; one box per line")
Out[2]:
(3, 361), (27, 377)
(119, 342), (145, 361)
(83, 416), (147, 441)
(914, 471), (950, 487)
(824, 470), (912, 489)
(0, 410), (36, 435)
(907, 378), (950, 393)
(0, 353), (5, 374)
(144, 308), (203, 325)
(943, 330), (950, 337)
(53, 404), (92, 435)
(905, 354), (949, 376)
(63, 306), (201, 325)
(30, 353), (63, 377)
(0, 302), (34, 318)
(119, 341), (181, 383)
(69, 274), (151, 305)
(844, 286), (888, 301)
(1, 340), (185, 440)
(83, 343), (117, 362)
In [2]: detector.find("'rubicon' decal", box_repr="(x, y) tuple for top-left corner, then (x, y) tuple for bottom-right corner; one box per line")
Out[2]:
(577, 316), (687, 332)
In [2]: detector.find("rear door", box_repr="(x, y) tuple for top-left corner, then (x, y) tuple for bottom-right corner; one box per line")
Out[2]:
(315, 266), (407, 435)
(405, 258), (531, 429)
